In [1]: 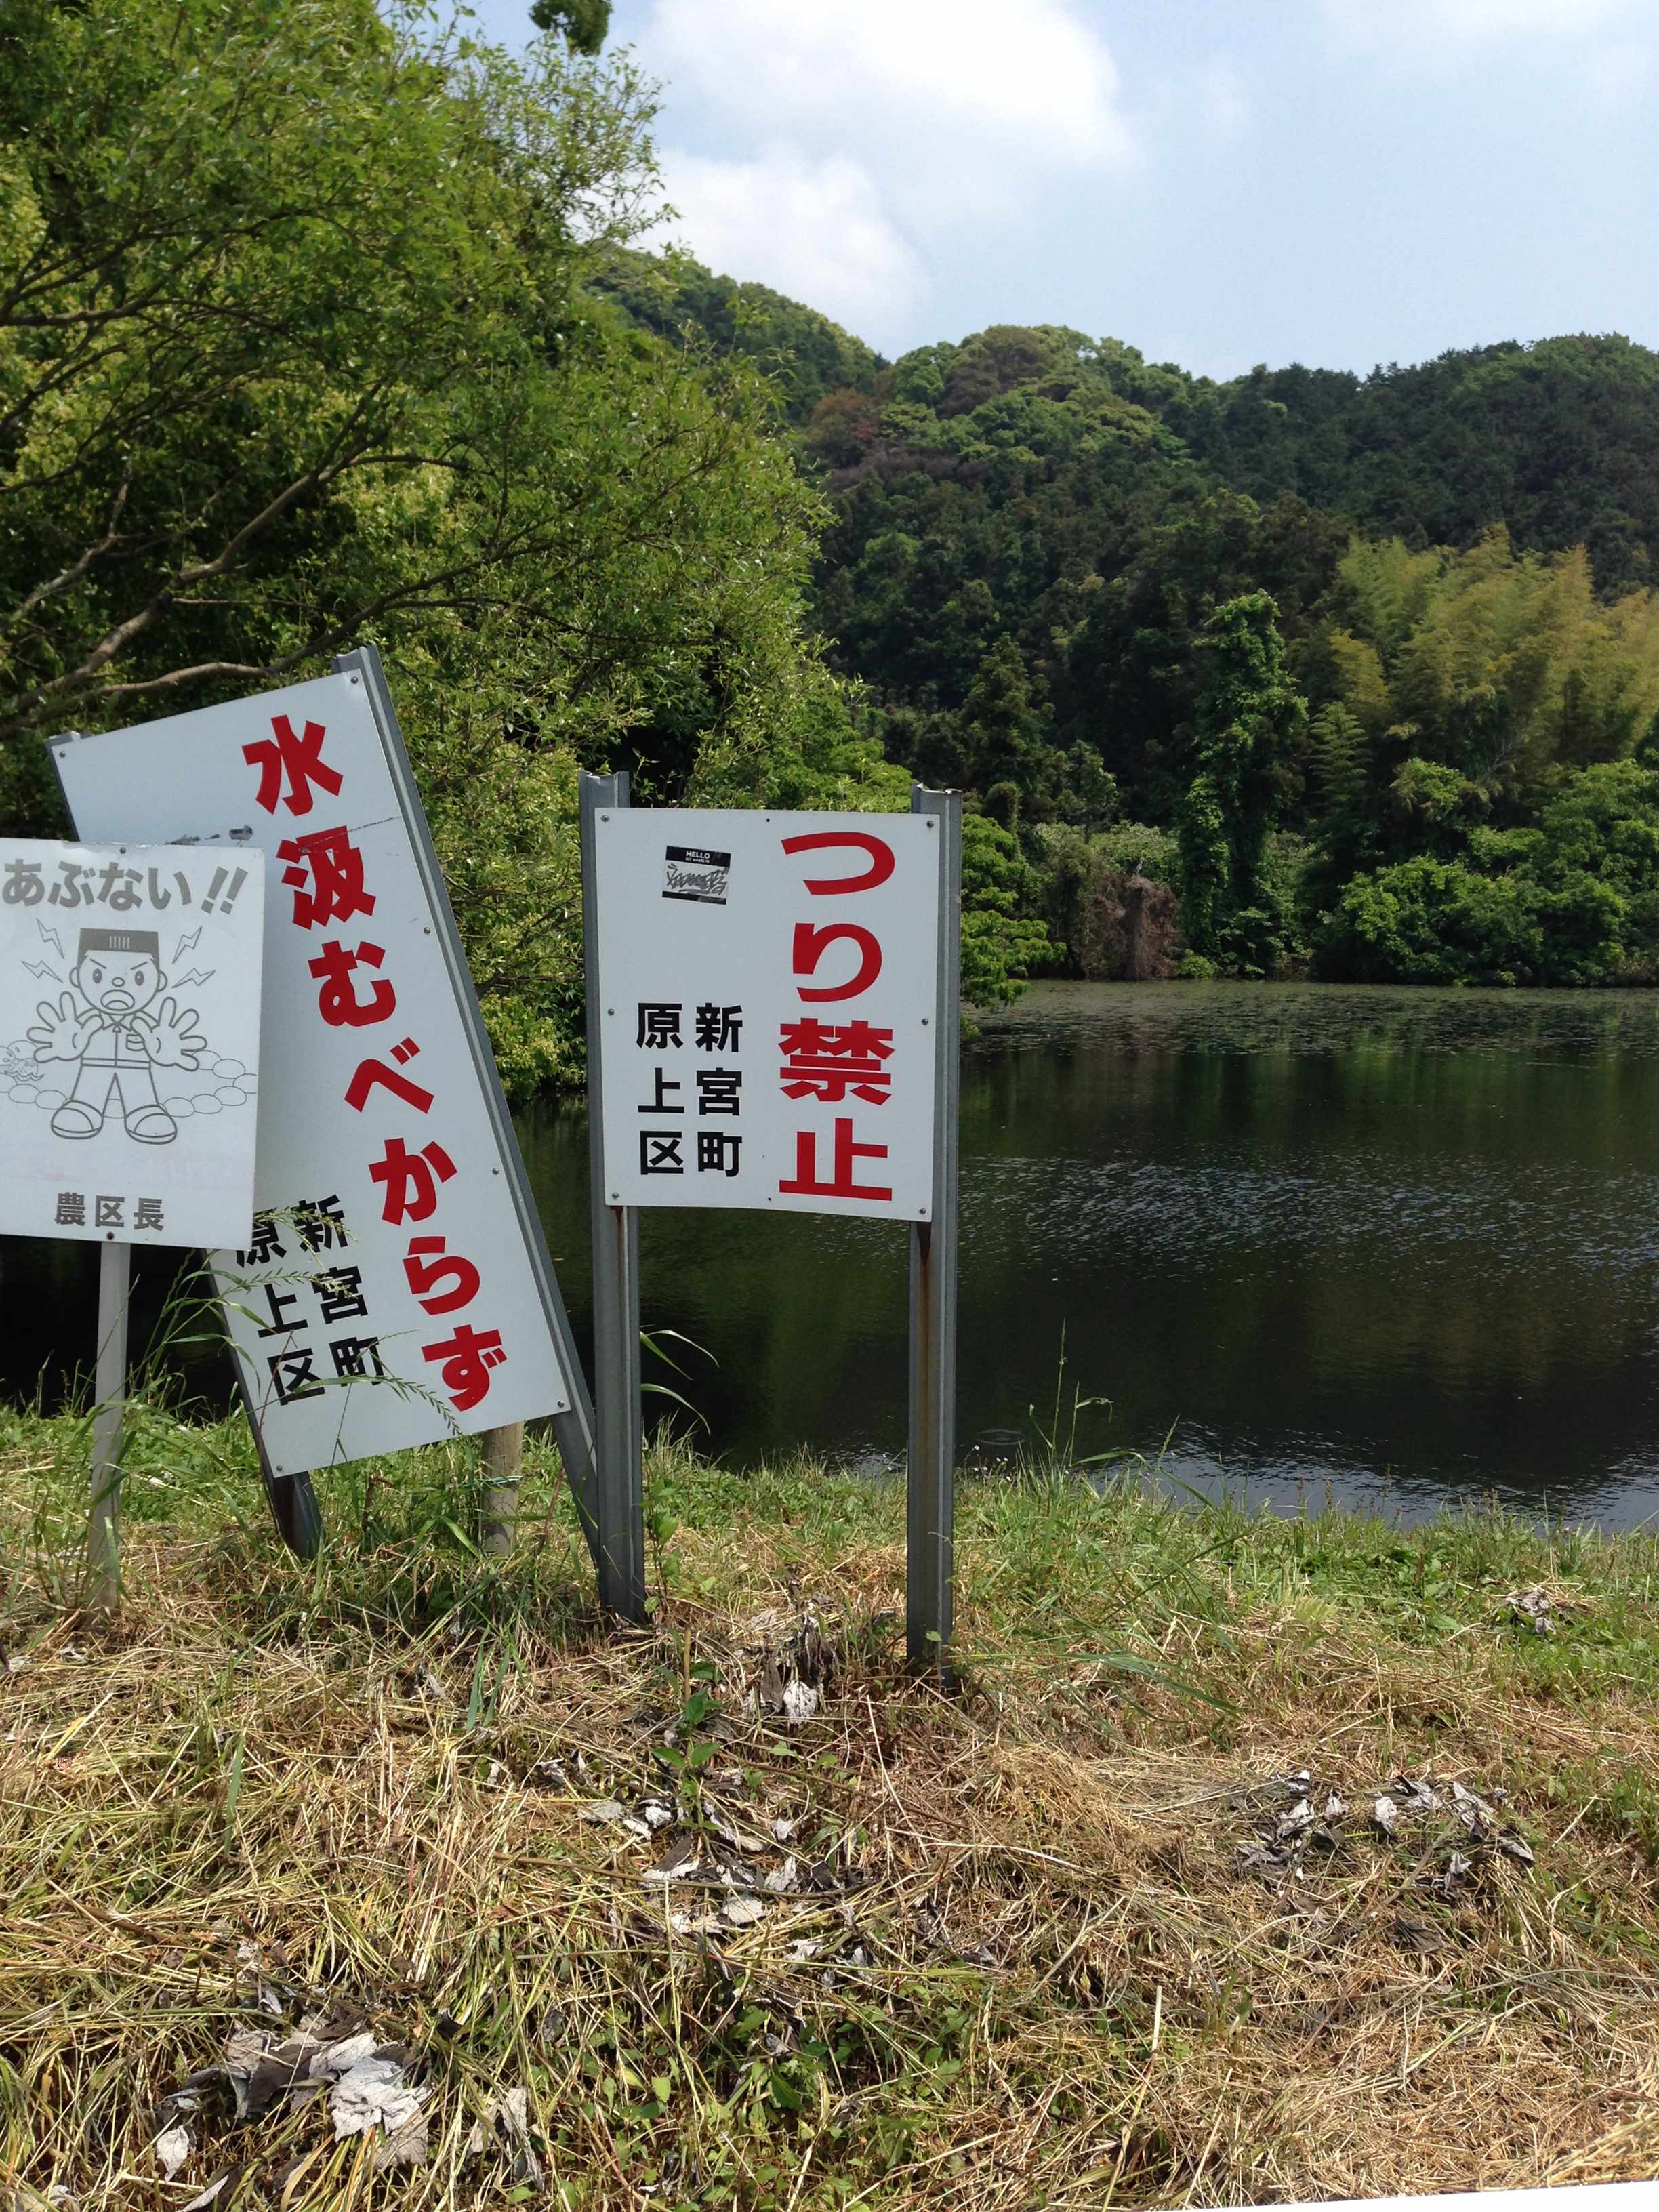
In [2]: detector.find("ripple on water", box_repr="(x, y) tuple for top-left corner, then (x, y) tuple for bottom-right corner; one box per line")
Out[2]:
(966, 1151), (1659, 1277)
(971, 979), (1659, 1064)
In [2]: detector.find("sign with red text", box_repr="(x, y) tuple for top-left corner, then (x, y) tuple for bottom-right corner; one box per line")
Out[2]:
(52, 665), (574, 1475)
(592, 808), (941, 1218)
(0, 837), (263, 1250)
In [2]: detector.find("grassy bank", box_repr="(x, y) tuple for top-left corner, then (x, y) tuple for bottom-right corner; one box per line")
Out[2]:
(2, 1405), (1656, 2210)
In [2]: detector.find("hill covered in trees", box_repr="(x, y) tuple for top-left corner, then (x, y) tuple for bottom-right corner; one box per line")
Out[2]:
(615, 270), (1659, 990)
(0, 4), (932, 1092)
(5, 0), (1657, 1078)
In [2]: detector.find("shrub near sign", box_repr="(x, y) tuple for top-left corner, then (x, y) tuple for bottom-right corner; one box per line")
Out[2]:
(0, 838), (263, 1250)
(591, 808), (943, 1218)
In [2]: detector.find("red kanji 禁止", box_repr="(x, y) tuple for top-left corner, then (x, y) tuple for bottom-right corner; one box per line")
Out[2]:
(779, 1018), (894, 1104)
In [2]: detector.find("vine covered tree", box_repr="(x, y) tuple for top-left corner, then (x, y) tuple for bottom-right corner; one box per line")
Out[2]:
(1176, 593), (1307, 971)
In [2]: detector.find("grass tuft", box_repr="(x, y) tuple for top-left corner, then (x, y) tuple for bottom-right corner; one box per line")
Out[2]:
(1, 1406), (1656, 2207)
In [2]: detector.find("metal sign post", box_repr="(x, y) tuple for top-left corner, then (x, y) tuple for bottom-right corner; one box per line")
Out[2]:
(907, 786), (962, 1679)
(583, 789), (961, 1658)
(88, 1240), (131, 1611)
(580, 771), (647, 1620)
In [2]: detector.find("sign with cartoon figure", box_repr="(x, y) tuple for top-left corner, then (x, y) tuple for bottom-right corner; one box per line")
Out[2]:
(0, 839), (264, 1248)
(53, 655), (577, 1477)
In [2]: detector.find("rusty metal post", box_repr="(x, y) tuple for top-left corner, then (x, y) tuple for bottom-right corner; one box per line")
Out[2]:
(906, 785), (962, 1679)
(88, 1239), (130, 1612)
(580, 773), (648, 1622)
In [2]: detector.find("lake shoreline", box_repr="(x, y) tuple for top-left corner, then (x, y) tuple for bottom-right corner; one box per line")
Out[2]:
(5, 1408), (1656, 2205)
(7, 978), (1659, 1524)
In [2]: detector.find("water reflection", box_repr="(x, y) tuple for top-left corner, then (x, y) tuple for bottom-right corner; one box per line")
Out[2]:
(5, 982), (1659, 1528)
(520, 983), (1659, 1530)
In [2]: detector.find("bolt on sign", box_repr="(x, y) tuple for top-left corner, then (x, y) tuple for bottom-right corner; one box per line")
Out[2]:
(52, 654), (578, 1474)
(591, 810), (943, 1217)
(0, 838), (264, 1250)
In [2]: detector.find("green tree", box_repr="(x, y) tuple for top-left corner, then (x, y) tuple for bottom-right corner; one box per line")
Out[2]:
(1314, 529), (1659, 814)
(1529, 760), (1659, 981)
(0, 0), (657, 743)
(958, 635), (1053, 815)
(529, 0), (611, 52)
(0, 0), (875, 1092)
(1317, 762), (1659, 987)
(960, 815), (1054, 1005)
(1176, 593), (1307, 971)
(1320, 858), (1547, 985)
(600, 248), (880, 426)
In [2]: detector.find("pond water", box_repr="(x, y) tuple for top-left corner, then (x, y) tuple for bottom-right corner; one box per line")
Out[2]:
(8, 981), (1659, 1530)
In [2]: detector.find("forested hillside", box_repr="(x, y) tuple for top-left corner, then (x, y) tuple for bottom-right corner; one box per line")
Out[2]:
(5, 0), (1658, 1084)
(0, 3), (928, 1094)
(620, 272), (1659, 989)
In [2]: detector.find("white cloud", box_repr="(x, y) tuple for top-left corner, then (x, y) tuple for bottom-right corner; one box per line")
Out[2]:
(635, 0), (1135, 338)
(646, 0), (1134, 226)
(655, 146), (925, 337)
(1325, 0), (1646, 46)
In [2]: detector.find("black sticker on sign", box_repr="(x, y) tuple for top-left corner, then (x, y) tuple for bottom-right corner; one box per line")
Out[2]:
(663, 845), (731, 905)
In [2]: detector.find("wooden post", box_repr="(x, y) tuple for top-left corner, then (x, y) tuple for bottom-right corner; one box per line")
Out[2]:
(480, 1422), (525, 1556)
(88, 1240), (131, 1613)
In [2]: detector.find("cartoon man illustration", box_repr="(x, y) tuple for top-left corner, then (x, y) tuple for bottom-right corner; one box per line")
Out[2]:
(27, 928), (206, 1144)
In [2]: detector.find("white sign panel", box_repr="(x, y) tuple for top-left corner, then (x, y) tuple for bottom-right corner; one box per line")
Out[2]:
(592, 808), (941, 1218)
(0, 838), (264, 1250)
(54, 668), (573, 1475)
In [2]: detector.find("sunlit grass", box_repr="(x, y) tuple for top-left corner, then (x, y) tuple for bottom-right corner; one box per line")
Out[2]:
(1, 1407), (1656, 2207)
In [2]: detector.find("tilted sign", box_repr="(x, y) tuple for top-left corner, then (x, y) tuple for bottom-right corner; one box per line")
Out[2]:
(53, 657), (576, 1475)
(590, 808), (943, 1217)
(0, 838), (264, 1250)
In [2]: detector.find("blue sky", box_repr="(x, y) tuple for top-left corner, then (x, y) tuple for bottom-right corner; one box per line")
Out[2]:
(469, 0), (1658, 380)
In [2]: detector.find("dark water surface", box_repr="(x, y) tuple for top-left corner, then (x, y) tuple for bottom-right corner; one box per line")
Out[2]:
(8, 982), (1659, 1528)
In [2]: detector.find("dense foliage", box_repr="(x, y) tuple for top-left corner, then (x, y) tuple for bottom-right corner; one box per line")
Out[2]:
(727, 317), (1659, 989)
(594, 249), (882, 429)
(0, 0), (1040, 1090)
(7, 1), (1658, 1069)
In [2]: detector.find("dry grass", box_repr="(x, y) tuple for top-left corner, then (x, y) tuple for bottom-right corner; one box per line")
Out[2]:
(1, 1405), (1656, 2209)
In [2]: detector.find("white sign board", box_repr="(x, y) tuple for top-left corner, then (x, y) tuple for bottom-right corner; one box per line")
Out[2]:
(592, 808), (941, 1218)
(0, 838), (264, 1250)
(53, 665), (574, 1475)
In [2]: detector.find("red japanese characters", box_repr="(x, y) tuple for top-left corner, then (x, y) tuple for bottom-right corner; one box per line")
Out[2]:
(239, 711), (506, 1417)
(598, 808), (939, 1220)
(779, 830), (897, 1203)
